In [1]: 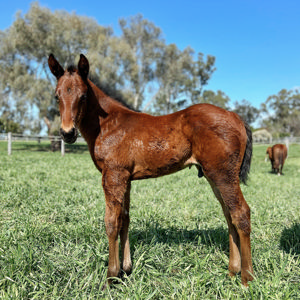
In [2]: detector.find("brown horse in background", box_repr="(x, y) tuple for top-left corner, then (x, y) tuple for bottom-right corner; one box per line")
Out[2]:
(48, 54), (254, 287)
(266, 144), (288, 175)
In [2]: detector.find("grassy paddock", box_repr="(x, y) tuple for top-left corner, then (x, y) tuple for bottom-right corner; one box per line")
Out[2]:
(0, 142), (299, 299)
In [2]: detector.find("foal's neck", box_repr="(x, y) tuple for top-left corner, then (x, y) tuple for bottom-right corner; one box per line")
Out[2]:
(87, 79), (129, 114)
(79, 79), (130, 144)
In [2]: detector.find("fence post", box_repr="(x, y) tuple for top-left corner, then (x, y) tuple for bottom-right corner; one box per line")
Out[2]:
(8, 132), (12, 155)
(61, 139), (65, 156)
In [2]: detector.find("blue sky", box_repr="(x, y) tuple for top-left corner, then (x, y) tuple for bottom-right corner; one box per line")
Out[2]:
(1, 0), (300, 108)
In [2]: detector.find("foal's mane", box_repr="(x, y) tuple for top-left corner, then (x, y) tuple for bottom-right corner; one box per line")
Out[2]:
(66, 65), (137, 112)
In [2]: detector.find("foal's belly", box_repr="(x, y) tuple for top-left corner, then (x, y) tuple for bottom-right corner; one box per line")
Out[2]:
(131, 157), (199, 180)
(131, 138), (197, 180)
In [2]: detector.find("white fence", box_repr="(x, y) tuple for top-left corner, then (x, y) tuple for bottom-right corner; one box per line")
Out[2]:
(1, 133), (86, 156)
(253, 136), (300, 145)
(1, 132), (299, 156)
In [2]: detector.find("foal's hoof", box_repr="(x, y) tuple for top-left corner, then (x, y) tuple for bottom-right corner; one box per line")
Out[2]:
(122, 267), (132, 277)
(101, 277), (121, 291)
(241, 271), (254, 287)
(102, 269), (129, 291)
(229, 271), (238, 278)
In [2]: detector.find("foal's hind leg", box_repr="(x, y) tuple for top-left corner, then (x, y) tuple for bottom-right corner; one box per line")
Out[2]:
(209, 182), (241, 276)
(209, 180), (254, 285)
(221, 183), (253, 285)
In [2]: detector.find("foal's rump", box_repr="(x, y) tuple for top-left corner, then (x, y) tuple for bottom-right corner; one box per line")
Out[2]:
(184, 104), (250, 183)
(272, 144), (288, 172)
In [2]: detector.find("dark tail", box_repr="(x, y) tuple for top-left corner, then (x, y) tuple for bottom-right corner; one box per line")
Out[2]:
(239, 122), (252, 184)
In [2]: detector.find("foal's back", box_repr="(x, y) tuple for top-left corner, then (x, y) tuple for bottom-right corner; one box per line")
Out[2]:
(102, 103), (247, 181)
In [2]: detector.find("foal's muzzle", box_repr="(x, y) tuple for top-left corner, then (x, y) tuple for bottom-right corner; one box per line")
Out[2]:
(60, 127), (78, 144)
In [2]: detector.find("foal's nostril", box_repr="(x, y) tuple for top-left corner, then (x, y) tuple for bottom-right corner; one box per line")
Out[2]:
(60, 127), (78, 144)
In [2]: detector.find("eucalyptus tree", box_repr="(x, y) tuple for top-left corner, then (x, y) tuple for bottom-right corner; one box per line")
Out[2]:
(189, 53), (216, 105)
(232, 99), (260, 126)
(261, 89), (300, 136)
(201, 90), (230, 110)
(147, 44), (217, 114)
(119, 14), (165, 110)
(149, 44), (192, 114)
(0, 2), (121, 134)
(0, 3), (218, 133)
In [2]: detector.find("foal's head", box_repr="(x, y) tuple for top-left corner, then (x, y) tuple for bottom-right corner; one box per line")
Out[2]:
(48, 54), (90, 144)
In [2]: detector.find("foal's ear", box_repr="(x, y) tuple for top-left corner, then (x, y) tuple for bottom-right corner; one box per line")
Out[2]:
(78, 54), (89, 80)
(48, 54), (64, 80)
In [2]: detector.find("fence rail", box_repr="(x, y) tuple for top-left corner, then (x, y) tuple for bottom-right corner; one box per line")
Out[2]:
(0, 133), (86, 143)
(253, 136), (300, 146)
(1, 133), (86, 156)
(1, 132), (300, 156)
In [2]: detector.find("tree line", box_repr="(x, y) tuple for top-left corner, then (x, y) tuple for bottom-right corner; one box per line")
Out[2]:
(0, 2), (299, 137)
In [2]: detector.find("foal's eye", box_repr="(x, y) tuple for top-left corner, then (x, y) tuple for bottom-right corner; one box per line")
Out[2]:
(80, 94), (87, 101)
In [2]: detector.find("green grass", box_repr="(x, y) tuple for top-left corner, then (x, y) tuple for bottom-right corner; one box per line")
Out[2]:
(0, 141), (299, 299)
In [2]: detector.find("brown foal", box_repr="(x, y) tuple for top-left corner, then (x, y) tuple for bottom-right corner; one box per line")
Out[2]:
(266, 144), (288, 175)
(48, 53), (254, 287)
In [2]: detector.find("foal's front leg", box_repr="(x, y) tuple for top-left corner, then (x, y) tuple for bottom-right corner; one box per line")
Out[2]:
(120, 181), (132, 275)
(102, 169), (131, 285)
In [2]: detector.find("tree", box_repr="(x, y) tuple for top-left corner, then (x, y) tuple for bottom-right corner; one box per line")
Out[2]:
(201, 90), (230, 110)
(0, 118), (22, 133)
(188, 53), (216, 105)
(0, 3), (217, 133)
(146, 46), (216, 114)
(119, 14), (164, 110)
(0, 2), (124, 134)
(261, 89), (300, 136)
(147, 44), (191, 114)
(232, 99), (260, 125)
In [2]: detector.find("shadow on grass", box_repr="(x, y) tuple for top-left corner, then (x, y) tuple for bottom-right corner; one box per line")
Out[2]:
(267, 170), (285, 175)
(130, 222), (229, 252)
(280, 223), (300, 255)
